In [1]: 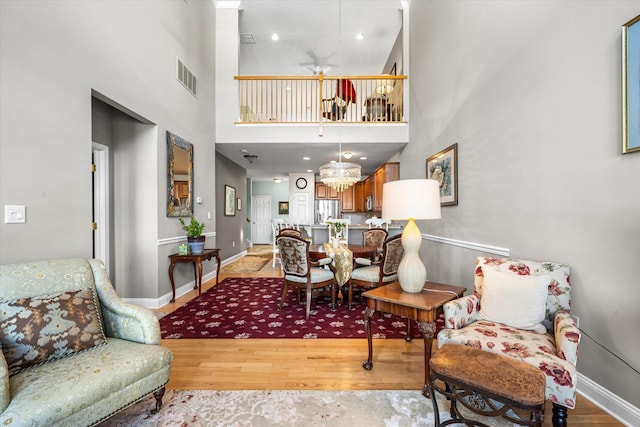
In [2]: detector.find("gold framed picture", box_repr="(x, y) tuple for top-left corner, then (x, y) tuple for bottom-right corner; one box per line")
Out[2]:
(426, 143), (458, 206)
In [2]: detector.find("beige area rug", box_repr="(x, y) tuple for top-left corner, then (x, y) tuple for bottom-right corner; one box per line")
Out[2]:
(220, 252), (273, 273)
(98, 390), (520, 427)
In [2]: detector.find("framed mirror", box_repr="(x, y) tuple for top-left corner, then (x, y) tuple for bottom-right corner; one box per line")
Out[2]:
(166, 131), (194, 217)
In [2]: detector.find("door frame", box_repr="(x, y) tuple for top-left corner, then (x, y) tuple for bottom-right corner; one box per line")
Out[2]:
(92, 142), (110, 273)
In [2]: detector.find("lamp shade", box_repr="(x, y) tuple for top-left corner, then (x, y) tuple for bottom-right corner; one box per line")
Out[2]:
(382, 179), (441, 220)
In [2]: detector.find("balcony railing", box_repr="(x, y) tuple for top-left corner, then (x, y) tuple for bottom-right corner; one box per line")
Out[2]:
(234, 73), (406, 124)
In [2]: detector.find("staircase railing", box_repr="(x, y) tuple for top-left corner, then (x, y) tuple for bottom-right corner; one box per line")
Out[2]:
(234, 73), (406, 124)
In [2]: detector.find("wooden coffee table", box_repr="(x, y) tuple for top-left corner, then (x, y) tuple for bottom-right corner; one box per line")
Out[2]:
(362, 281), (466, 397)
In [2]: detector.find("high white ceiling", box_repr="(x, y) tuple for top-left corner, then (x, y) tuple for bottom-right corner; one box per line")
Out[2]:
(216, 0), (406, 180)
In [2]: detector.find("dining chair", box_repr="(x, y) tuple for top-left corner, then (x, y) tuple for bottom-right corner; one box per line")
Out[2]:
(271, 219), (285, 267)
(276, 235), (336, 319)
(355, 228), (388, 266)
(345, 234), (403, 310)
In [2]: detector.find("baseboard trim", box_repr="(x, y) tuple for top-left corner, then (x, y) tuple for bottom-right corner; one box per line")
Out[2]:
(423, 234), (510, 257)
(577, 373), (640, 426)
(123, 251), (246, 309)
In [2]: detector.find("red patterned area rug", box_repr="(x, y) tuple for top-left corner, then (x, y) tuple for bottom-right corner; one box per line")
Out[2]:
(160, 277), (444, 339)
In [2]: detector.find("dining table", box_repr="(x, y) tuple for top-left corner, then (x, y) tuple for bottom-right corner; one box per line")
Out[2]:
(308, 243), (378, 293)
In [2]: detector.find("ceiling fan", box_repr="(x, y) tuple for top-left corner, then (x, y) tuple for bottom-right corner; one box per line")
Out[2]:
(299, 50), (339, 75)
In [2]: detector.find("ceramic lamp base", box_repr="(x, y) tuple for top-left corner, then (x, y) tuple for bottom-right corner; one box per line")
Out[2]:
(397, 218), (426, 293)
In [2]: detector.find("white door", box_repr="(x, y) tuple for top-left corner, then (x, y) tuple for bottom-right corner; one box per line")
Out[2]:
(92, 143), (109, 273)
(290, 192), (310, 224)
(252, 195), (271, 244)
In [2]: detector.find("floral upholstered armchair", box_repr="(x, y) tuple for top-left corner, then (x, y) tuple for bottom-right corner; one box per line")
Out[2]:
(437, 257), (580, 427)
(0, 259), (173, 426)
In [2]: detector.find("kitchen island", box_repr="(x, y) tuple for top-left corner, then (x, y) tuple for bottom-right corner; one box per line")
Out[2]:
(307, 224), (403, 245)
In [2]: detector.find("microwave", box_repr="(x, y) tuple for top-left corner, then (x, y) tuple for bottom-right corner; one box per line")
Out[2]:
(365, 196), (373, 211)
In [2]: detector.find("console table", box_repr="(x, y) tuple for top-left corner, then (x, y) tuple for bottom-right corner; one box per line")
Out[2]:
(362, 281), (466, 397)
(168, 248), (221, 302)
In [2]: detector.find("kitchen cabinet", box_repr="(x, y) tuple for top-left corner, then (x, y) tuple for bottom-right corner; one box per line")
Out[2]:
(372, 162), (400, 212)
(340, 185), (355, 212)
(315, 182), (340, 200)
(354, 181), (365, 212)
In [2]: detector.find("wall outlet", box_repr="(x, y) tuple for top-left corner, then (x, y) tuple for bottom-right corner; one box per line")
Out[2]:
(571, 315), (579, 328)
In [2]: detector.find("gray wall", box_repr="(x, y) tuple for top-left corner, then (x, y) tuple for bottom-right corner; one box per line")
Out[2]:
(407, 1), (639, 407)
(215, 153), (247, 259)
(0, 1), (216, 301)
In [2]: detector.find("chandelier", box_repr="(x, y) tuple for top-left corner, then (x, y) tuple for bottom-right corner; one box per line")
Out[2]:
(319, 159), (361, 192)
(318, 0), (361, 193)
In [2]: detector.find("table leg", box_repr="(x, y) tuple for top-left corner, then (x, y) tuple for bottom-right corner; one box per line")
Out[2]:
(195, 260), (203, 297)
(215, 254), (221, 286)
(168, 263), (177, 303)
(418, 320), (437, 397)
(192, 263), (198, 290)
(362, 306), (376, 370)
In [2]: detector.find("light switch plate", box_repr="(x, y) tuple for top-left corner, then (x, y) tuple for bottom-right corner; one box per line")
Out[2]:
(5, 205), (26, 224)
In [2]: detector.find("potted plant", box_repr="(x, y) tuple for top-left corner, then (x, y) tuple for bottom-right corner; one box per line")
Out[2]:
(179, 216), (206, 254)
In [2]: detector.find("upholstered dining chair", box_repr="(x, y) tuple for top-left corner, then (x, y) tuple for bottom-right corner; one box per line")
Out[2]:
(355, 228), (388, 266)
(276, 234), (336, 319)
(271, 219), (285, 267)
(437, 257), (581, 427)
(345, 234), (403, 310)
(278, 228), (302, 237)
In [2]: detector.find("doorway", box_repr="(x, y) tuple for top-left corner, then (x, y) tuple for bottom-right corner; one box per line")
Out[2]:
(92, 142), (110, 274)
(251, 195), (271, 244)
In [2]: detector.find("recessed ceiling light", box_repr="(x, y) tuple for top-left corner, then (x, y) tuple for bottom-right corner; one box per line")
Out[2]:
(330, 160), (336, 164)
(360, 156), (367, 160)
(343, 151), (353, 159)
(273, 178), (282, 184)
(241, 149), (248, 153)
(271, 33), (279, 41)
(303, 156), (310, 160)
(306, 169), (313, 173)
(356, 33), (364, 41)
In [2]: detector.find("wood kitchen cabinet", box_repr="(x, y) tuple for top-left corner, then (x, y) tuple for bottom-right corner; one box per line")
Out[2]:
(315, 182), (340, 200)
(372, 162), (400, 212)
(340, 184), (355, 212)
(354, 181), (365, 212)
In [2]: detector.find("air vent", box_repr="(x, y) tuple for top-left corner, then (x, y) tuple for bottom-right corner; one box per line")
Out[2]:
(177, 59), (197, 97)
(240, 33), (256, 44)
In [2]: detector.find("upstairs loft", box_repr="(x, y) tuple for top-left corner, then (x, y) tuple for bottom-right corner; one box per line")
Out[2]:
(235, 73), (406, 125)
(216, 73), (409, 146)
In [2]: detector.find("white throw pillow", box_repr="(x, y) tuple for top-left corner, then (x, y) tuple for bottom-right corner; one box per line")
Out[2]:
(478, 267), (549, 334)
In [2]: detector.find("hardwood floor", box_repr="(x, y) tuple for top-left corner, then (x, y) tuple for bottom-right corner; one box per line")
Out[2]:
(158, 247), (622, 427)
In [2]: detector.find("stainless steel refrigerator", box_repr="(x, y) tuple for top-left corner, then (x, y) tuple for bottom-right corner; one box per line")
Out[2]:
(314, 200), (340, 224)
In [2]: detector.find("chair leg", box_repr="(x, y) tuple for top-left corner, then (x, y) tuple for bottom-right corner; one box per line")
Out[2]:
(552, 403), (568, 427)
(151, 387), (165, 414)
(279, 282), (288, 311)
(305, 285), (312, 319)
(348, 283), (354, 310)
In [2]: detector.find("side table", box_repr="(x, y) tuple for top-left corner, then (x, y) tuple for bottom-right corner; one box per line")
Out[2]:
(168, 248), (221, 302)
(361, 281), (466, 397)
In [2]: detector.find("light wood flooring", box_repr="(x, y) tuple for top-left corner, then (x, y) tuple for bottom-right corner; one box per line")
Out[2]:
(157, 246), (622, 427)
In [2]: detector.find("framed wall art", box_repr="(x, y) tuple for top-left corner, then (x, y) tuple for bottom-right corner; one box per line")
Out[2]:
(224, 185), (236, 216)
(623, 15), (640, 154)
(426, 143), (458, 206)
(278, 201), (289, 215)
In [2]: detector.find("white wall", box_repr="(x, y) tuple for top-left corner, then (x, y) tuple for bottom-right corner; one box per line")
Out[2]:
(0, 0), (216, 301)
(407, 0), (640, 409)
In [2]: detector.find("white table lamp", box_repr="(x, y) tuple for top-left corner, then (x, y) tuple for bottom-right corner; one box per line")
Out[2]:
(382, 179), (441, 293)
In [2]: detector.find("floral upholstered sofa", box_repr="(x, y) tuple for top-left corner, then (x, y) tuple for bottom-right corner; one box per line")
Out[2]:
(437, 257), (581, 427)
(0, 259), (173, 426)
